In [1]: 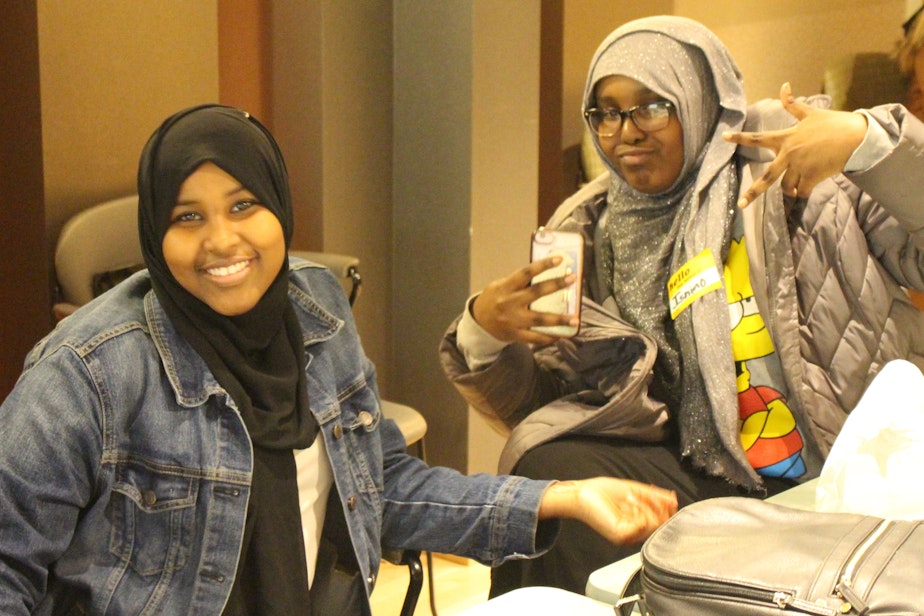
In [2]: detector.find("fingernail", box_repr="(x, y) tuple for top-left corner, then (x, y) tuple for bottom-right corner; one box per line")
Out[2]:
(782, 82), (795, 103)
(737, 197), (749, 208)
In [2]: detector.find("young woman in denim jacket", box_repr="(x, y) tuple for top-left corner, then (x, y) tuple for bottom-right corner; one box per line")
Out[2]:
(0, 105), (675, 615)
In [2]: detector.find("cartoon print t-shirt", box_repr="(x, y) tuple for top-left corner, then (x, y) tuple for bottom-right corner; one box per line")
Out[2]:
(724, 218), (806, 479)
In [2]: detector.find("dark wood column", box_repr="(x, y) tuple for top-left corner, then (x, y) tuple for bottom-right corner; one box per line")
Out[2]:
(538, 0), (564, 225)
(1, 3), (49, 398)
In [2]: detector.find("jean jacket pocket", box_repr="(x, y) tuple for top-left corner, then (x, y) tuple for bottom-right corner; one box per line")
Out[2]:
(109, 460), (199, 576)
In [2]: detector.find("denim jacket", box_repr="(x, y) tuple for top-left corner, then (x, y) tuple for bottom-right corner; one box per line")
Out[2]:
(0, 261), (551, 615)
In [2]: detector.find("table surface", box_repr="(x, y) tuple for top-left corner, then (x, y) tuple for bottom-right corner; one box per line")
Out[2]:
(455, 586), (616, 615)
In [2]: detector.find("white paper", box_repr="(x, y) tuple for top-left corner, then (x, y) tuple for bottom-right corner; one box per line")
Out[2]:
(815, 359), (924, 520)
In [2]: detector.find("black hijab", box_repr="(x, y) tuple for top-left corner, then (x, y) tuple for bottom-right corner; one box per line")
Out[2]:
(137, 104), (318, 450)
(137, 105), (319, 613)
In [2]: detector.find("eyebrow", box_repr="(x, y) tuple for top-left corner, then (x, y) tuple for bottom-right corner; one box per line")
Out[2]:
(174, 184), (252, 207)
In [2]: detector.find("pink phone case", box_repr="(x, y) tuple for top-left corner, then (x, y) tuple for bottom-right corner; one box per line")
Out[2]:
(530, 228), (583, 337)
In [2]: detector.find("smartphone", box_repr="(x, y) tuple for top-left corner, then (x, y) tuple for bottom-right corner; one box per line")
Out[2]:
(529, 227), (584, 337)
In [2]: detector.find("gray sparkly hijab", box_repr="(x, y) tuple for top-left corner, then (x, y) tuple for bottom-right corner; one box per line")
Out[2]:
(583, 16), (759, 487)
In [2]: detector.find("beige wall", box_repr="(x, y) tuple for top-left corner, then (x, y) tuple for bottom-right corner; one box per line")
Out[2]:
(465, 2), (543, 475)
(37, 1), (219, 262)
(680, 0), (906, 101)
(1, 2), (222, 395)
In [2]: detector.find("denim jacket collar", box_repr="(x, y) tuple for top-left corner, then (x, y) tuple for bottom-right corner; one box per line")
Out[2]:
(144, 275), (345, 410)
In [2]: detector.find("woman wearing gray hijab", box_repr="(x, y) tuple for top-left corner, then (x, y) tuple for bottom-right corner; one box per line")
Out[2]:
(441, 15), (924, 594)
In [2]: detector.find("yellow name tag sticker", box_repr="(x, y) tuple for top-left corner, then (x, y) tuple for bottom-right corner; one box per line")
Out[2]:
(667, 249), (722, 320)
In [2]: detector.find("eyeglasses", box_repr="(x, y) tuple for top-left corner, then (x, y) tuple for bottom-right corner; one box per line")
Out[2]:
(583, 100), (675, 137)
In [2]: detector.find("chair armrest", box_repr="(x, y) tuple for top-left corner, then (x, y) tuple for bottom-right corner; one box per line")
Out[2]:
(289, 251), (357, 277)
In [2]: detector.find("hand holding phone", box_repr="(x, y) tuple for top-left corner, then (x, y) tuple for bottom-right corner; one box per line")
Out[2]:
(530, 228), (583, 337)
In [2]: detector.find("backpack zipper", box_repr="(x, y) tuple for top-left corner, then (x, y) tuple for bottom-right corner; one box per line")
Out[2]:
(833, 519), (893, 614)
(641, 566), (836, 614)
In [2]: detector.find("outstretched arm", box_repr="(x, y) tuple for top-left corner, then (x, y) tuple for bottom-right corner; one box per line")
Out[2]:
(723, 83), (868, 207)
(379, 419), (678, 563)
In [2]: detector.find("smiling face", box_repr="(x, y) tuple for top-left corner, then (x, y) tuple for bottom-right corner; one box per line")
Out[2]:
(162, 162), (286, 316)
(593, 75), (685, 194)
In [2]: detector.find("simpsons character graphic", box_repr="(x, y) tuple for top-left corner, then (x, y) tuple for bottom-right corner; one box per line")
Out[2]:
(725, 238), (805, 478)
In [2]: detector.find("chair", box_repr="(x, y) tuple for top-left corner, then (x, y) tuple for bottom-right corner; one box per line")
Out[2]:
(55, 197), (433, 616)
(53, 195), (144, 319)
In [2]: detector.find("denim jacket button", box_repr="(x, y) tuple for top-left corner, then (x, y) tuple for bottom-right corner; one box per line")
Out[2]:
(358, 411), (373, 427)
(333, 424), (344, 439)
(142, 490), (157, 507)
(347, 495), (357, 511)
(367, 573), (376, 587)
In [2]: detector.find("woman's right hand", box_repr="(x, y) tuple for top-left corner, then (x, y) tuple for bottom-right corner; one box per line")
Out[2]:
(722, 82), (867, 207)
(471, 256), (579, 345)
(538, 478), (678, 546)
